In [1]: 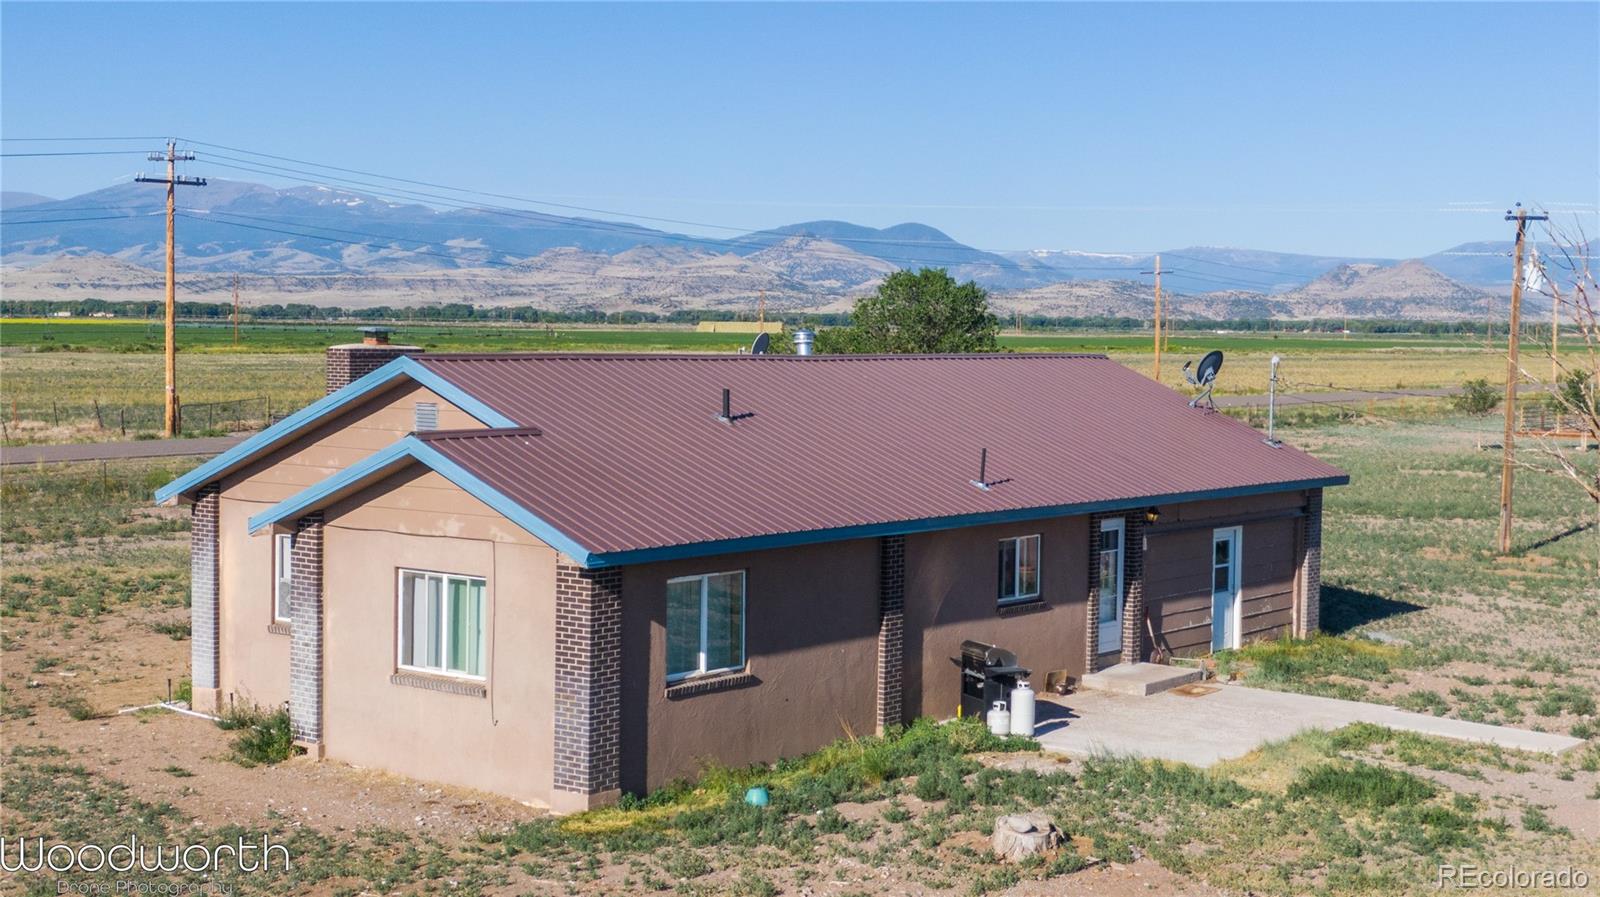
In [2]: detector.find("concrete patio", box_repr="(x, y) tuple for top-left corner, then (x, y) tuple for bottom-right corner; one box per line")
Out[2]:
(1032, 682), (1585, 767)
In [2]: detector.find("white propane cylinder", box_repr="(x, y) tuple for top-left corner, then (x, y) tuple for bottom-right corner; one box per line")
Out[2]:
(988, 700), (1011, 737)
(1009, 681), (1036, 737)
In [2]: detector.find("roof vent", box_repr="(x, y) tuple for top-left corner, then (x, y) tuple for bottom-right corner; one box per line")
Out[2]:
(793, 329), (815, 356)
(414, 401), (438, 432)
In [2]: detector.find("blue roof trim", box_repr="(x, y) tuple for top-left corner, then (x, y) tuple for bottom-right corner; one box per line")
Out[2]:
(153, 356), (516, 504)
(578, 474), (1349, 569)
(245, 435), (595, 565)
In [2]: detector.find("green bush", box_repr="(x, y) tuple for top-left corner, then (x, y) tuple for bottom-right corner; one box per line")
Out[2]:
(1452, 378), (1500, 414)
(217, 703), (298, 767)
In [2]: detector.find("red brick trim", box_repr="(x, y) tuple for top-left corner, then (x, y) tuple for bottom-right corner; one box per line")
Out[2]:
(324, 345), (421, 394)
(1119, 515), (1147, 665)
(996, 599), (1050, 618)
(553, 565), (623, 796)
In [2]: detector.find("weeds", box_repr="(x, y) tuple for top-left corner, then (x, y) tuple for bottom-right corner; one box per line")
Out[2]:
(217, 704), (298, 767)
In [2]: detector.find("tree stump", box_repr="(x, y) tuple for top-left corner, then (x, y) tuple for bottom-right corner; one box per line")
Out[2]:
(991, 812), (1063, 862)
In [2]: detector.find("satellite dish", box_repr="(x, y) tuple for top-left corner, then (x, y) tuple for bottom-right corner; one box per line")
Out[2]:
(1182, 350), (1224, 410)
(750, 332), (771, 355)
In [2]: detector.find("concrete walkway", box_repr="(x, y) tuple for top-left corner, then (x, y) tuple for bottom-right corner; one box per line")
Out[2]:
(1034, 683), (1584, 766)
(0, 434), (248, 466)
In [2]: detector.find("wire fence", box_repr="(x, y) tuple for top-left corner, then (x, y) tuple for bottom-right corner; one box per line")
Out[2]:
(1, 395), (276, 440)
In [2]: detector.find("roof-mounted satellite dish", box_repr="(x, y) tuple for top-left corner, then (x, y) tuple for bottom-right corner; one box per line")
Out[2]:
(750, 332), (772, 355)
(1182, 350), (1224, 410)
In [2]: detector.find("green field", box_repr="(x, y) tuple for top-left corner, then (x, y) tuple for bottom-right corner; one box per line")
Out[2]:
(0, 319), (1552, 446)
(1, 317), (1514, 356)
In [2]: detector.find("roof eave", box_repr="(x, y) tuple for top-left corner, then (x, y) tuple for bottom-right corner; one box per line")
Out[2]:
(244, 435), (595, 565)
(578, 474), (1349, 569)
(152, 355), (516, 505)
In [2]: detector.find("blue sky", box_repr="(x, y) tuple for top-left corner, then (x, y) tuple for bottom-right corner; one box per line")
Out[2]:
(2, 2), (1596, 257)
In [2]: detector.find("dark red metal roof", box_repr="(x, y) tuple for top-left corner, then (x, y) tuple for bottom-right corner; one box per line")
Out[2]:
(412, 353), (1346, 559)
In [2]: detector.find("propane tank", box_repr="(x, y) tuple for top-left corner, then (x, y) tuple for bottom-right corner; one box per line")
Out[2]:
(987, 700), (1011, 737)
(1009, 680), (1036, 738)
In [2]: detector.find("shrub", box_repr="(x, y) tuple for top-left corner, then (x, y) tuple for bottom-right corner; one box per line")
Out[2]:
(217, 704), (297, 767)
(1453, 378), (1500, 414)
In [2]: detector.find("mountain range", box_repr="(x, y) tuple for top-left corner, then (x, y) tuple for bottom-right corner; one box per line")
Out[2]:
(0, 180), (1541, 319)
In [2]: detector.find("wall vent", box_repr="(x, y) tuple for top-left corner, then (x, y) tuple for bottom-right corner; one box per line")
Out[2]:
(414, 402), (439, 432)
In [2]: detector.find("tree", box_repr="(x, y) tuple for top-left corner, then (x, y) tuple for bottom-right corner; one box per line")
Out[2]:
(817, 268), (1000, 354)
(1509, 214), (1600, 573)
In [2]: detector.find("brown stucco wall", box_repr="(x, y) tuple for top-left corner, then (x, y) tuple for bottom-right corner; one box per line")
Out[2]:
(318, 468), (560, 806)
(211, 382), (483, 720)
(618, 539), (880, 794)
(901, 516), (1089, 722)
(1144, 491), (1306, 656)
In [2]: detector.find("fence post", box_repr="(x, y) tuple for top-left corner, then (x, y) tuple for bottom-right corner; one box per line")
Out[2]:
(52, 401), (58, 426)
(93, 399), (104, 430)
(120, 408), (127, 436)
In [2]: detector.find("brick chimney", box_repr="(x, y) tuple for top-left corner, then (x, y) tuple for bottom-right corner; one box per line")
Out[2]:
(325, 327), (423, 393)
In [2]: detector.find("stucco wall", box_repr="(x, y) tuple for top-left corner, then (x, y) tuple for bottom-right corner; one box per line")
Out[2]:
(1145, 491), (1305, 656)
(320, 488), (559, 805)
(216, 496), (290, 708)
(901, 516), (1089, 721)
(618, 539), (880, 794)
(212, 381), (481, 709)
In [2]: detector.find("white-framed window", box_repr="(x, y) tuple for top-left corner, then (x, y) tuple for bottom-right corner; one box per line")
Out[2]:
(397, 569), (487, 679)
(272, 533), (294, 623)
(666, 570), (746, 682)
(998, 535), (1041, 604)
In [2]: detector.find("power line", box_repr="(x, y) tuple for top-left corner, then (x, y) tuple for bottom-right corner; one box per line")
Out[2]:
(1, 150), (152, 158)
(2, 213), (161, 225)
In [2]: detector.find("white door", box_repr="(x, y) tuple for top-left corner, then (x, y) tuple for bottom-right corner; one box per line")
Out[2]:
(1210, 527), (1242, 652)
(1097, 518), (1125, 655)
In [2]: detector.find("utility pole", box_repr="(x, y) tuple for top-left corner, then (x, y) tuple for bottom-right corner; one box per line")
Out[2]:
(1143, 254), (1163, 381)
(1498, 203), (1548, 554)
(758, 288), (766, 326)
(232, 272), (240, 347)
(136, 140), (206, 437)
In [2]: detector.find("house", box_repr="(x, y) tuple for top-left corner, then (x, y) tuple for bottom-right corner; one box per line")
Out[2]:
(156, 333), (1347, 813)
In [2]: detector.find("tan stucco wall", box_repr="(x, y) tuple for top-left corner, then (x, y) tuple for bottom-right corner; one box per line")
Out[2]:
(618, 539), (881, 794)
(216, 496), (290, 709)
(1145, 491), (1306, 656)
(209, 377), (480, 706)
(320, 467), (558, 805)
(212, 381), (485, 717)
(901, 516), (1090, 721)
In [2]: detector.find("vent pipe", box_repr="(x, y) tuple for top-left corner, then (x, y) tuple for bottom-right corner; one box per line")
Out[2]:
(793, 329), (815, 356)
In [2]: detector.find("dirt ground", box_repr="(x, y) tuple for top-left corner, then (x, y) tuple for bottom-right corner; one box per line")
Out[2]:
(0, 587), (1237, 897)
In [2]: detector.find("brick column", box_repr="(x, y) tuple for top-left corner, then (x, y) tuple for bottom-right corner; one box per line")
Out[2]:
(1295, 489), (1324, 638)
(876, 536), (906, 734)
(1119, 515), (1146, 666)
(288, 513), (325, 747)
(189, 485), (221, 713)
(553, 564), (623, 812)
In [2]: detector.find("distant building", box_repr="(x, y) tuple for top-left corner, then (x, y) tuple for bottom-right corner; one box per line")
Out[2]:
(695, 321), (785, 334)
